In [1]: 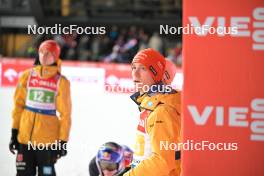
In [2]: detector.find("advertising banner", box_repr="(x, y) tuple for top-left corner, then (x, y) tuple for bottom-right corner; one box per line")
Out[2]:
(183, 1), (264, 176)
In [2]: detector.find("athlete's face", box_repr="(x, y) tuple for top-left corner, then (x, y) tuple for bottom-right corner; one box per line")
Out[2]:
(102, 169), (117, 176)
(131, 62), (155, 94)
(39, 48), (56, 66)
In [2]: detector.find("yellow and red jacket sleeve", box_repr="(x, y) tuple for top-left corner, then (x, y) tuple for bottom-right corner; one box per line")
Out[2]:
(11, 70), (30, 129)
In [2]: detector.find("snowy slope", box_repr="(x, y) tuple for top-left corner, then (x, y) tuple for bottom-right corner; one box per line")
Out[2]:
(0, 87), (138, 176)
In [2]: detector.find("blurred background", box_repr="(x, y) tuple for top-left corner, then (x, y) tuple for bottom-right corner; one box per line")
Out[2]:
(0, 0), (183, 66)
(0, 1), (183, 175)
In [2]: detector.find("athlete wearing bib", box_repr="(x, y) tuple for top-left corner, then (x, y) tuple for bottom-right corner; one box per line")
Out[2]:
(9, 40), (72, 176)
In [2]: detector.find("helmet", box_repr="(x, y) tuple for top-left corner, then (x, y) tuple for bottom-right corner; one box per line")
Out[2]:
(38, 40), (61, 60)
(96, 142), (124, 174)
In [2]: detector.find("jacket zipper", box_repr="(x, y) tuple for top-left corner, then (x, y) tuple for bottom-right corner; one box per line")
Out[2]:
(29, 113), (36, 142)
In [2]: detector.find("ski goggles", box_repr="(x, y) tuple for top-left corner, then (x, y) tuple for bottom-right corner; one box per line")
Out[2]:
(99, 160), (118, 171)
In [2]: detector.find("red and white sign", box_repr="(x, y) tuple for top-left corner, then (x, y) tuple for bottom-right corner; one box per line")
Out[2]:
(183, 1), (264, 176)
(0, 58), (182, 94)
(103, 63), (134, 93)
(0, 58), (33, 87)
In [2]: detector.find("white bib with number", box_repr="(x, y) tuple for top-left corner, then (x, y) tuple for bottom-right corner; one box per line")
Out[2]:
(25, 70), (60, 114)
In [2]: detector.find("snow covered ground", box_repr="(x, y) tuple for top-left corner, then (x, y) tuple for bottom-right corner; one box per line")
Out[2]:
(0, 86), (138, 176)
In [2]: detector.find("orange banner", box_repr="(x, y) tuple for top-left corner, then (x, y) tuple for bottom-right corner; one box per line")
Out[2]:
(183, 1), (264, 176)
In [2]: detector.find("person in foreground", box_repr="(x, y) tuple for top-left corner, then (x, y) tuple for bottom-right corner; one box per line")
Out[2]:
(123, 48), (181, 176)
(89, 142), (133, 176)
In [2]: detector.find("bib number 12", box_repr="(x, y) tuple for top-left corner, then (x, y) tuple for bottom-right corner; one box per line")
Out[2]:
(33, 90), (44, 102)
(29, 89), (54, 103)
